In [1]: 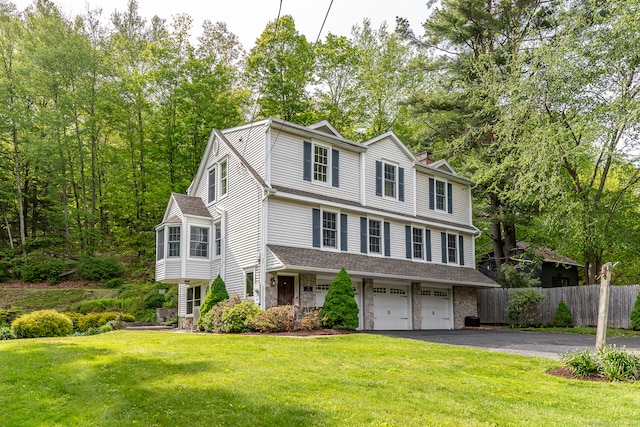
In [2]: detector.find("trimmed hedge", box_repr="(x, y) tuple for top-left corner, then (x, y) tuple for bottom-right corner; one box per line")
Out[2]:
(11, 310), (73, 338)
(77, 256), (123, 282)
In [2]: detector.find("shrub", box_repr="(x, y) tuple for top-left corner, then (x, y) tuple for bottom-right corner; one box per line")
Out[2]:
(299, 309), (322, 331)
(0, 326), (16, 340)
(200, 295), (241, 333)
(597, 344), (640, 382)
(143, 292), (165, 309)
(553, 300), (573, 328)
(77, 312), (119, 332)
(320, 268), (359, 330)
(11, 310), (73, 338)
(198, 276), (229, 330)
(0, 309), (23, 327)
(77, 256), (123, 282)
(69, 298), (134, 314)
(105, 278), (124, 289)
(98, 324), (114, 334)
(221, 301), (261, 333)
(506, 288), (546, 328)
(17, 256), (68, 284)
(630, 293), (640, 330)
(496, 264), (541, 288)
(248, 305), (294, 333)
(562, 348), (599, 378)
(62, 312), (85, 330)
(119, 313), (136, 322)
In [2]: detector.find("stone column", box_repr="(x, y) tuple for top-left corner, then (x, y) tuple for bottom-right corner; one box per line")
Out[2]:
(362, 278), (374, 330)
(265, 272), (278, 309)
(299, 274), (317, 308)
(453, 286), (477, 329)
(411, 282), (422, 330)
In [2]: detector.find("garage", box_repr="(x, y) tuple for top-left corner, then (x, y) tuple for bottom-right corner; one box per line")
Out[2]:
(421, 288), (452, 329)
(373, 285), (409, 330)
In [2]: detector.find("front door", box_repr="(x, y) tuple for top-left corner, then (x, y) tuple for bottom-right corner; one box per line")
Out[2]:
(277, 276), (294, 305)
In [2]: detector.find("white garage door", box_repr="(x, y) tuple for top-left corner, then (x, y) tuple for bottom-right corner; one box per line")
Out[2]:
(315, 281), (362, 329)
(373, 286), (409, 330)
(421, 288), (451, 329)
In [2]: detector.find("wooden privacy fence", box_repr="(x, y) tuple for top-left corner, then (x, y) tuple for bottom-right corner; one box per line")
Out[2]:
(477, 285), (640, 328)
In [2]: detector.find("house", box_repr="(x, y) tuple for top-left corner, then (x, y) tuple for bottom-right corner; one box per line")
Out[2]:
(478, 242), (583, 287)
(155, 118), (497, 330)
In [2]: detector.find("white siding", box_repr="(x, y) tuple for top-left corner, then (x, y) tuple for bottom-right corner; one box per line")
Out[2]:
(155, 261), (165, 281)
(222, 125), (267, 180)
(164, 259), (181, 279)
(363, 136), (414, 216)
(167, 200), (182, 220)
(415, 172), (471, 226)
(178, 283), (187, 317)
(268, 198), (314, 247)
(269, 132), (361, 201)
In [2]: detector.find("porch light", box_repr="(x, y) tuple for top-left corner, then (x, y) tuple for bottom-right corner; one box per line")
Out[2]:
(270, 277), (276, 287)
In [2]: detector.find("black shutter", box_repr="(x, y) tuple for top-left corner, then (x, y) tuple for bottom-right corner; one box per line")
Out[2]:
(447, 182), (453, 214)
(332, 149), (340, 188)
(360, 217), (368, 253)
(429, 178), (435, 210)
(425, 229), (432, 262)
(375, 161), (382, 196)
(384, 222), (391, 257)
(399, 167), (405, 201)
(312, 208), (320, 248)
(459, 235), (464, 265)
(405, 225), (412, 259)
(441, 232), (447, 263)
(303, 141), (312, 181)
(340, 213), (348, 251)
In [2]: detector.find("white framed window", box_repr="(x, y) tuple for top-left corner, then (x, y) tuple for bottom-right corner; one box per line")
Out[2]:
(190, 226), (209, 258)
(435, 180), (446, 211)
(156, 229), (165, 260)
(413, 227), (423, 259)
(214, 223), (221, 257)
(208, 168), (216, 203)
(186, 285), (201, 315)
(245, 270), (255, 297)
(168, 226), (181, 257)
(322, 210), (338, 249)
(384, 162), (397, 198)
(313, 144), (329, 183)
(447, 233), (457, 264)
(369, 219), (381, 254)
(220, 158), (228, 197)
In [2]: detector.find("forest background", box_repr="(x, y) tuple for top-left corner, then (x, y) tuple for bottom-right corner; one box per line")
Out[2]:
(1, 0), (640, 286)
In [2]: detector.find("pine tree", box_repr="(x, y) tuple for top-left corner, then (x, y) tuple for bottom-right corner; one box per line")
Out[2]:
(197, 275), (228, 330)
(553, 300), (573, 328)
(320, 268), (359, 330)
(630, 293), (640, 331)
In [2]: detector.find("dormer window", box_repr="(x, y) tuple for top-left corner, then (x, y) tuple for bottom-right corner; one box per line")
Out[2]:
(376, 161), (404, 201)
(429, 178), (453, 213)
(384, 163), (396, 198)
(304, 141), (339, 187)
(436, 180), (446, 211)
(314, 145), (329, 183)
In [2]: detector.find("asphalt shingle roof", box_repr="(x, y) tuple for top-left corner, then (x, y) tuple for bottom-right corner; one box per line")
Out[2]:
(172, 193), (212, 218)
(268, 245), (497, 287)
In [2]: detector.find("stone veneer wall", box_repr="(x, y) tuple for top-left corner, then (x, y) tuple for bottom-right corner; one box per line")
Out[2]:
(453, 286), (478, 329)
(362, 278), (374, 330)
(265, 272), (278, 309)
(299, 274), (316, 308)
(411, 282), (421, 330)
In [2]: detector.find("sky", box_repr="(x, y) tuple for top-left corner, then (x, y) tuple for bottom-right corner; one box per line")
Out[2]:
(10, 0), (430, 50)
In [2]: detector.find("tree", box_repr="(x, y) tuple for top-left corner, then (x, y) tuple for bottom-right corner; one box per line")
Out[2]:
(245, 15), (313, 123)
(198, 275), (228, 330)
(630, 293), (640, 331)
(320, 268), (359, 330)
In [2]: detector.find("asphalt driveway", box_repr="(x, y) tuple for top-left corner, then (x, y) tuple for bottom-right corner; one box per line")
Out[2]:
(370, 329), (640, 359)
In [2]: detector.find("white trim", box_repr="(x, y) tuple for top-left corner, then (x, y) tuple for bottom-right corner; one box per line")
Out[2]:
(187, 224), (211, 261)
(265, 127), (271, 186)
(360, 152), (366, 206)
(412, 168), (417, 217)
(319, 207), (341, 251)
(260, 196), (268, 309)
(274, 191), (478, 235)
(381, 160), (399, 200)
(434, 178), (448, 213)
(366, 217), (384, 256)
(218, 157), (229, 200)
(311, 141), (332, 186)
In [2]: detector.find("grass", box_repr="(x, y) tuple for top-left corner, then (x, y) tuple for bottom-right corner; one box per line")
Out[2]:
(1, 331), (640, 426)
(0, 288), (117, 311)
(518, 326), (640, 337)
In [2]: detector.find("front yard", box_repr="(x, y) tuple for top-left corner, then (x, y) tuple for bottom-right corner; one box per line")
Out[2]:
(1, 331), (638, 426)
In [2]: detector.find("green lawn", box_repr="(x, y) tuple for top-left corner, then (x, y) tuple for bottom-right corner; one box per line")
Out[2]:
(1, 331), (638, 426)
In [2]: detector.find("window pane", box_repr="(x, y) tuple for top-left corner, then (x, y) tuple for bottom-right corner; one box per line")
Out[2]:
(369, 220), (381, 253)
(246, 272), (254, 297)
(447, 234), (457, 263)
(313, 145), (328, 182)
(208, 169), (216, 202)
(220, 160), (228, 196)
(190, 227), (209, 258)
(168, 227), (180, 257)
(384, 163), (396, 197)
(215, 225), (221, 256)
(156, 229), (164, 260)
(413, 228), (423, 259)
(436, 180), (446, 210)
(322, 211), (337, 248)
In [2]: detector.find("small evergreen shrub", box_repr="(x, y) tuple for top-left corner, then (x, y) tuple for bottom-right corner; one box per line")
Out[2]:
(299, 309), (322, 331)
(630, 293), (640, 330)
(143, 292), (165, 309)
(506, 288), (546, 328)
(105, 278), (124, 289)
(0, 326), (16, 340)
(247, 305), (294, 333)
(18, 256), (68, 284)
(200, 295), (241, 333)
(0, 309), (23, 327)
(597, 344), (640, 382)
(119, 313), (136, 322)
(98, 324), (114, 334)
(11, 310), (73, 338)
(320, 268), (359, 330)
(77, 312), (119, 332)
(77, 256), (123, 282)
(221, 301), (261, 333)
(198, 276), (229, 330)
(62, 312), (85, 330)
(553, 300), (573, 327)
(562, 348), (599, 378)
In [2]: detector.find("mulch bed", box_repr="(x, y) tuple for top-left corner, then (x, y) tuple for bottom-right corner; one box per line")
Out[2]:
(546, 366), (608, 382)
